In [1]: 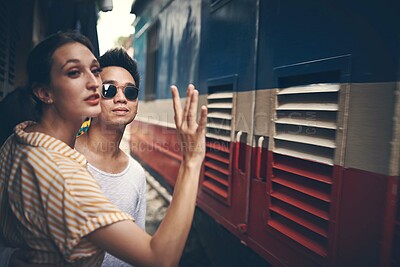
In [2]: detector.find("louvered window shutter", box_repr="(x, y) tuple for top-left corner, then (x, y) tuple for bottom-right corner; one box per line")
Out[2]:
(268, 82), (340, 257)
(203, 85), (234, 203)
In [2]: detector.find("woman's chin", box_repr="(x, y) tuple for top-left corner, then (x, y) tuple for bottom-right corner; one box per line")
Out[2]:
(85, 106), (102, 118)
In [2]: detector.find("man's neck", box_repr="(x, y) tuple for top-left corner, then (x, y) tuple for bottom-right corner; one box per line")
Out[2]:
(84, 123), (125, 157)
(75, 123), (130, 174)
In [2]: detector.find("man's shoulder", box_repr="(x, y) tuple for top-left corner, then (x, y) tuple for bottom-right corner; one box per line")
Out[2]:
(128, 156), (145, 173)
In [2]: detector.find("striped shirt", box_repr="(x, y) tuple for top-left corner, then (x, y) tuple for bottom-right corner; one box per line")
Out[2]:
(0, 121), (134, 266)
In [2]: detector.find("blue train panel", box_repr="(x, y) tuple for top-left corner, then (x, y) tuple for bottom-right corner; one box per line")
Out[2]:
(257, 0), (400, 88)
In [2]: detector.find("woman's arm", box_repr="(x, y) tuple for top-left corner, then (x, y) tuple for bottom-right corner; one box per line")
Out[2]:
(87, 84), (207, 267)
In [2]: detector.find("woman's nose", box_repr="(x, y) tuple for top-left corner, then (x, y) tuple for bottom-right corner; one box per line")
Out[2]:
(87, 72), (101, 91)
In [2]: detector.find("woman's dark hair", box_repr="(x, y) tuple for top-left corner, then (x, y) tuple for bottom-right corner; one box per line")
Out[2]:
(99, 48), (141, 88)
(27, 31), (95, 117)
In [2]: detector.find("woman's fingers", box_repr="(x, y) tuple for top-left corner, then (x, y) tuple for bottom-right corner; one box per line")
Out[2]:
(172, 84), (206, 135)
(173, 84), (197, 129)
(198, 106), (208, 135)
(171, 86), (182, 127)
(182, 85), (194, 127)
(187, 89), (199, 128)
(171, 84), (207, 162)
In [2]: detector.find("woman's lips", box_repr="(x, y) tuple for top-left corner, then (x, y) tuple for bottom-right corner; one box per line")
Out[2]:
(84, 94), (100, 105)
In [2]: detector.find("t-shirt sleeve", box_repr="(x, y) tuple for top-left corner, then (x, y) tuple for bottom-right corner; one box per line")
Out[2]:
(135, 167), (147, 229)
(43, 167), (134, 262)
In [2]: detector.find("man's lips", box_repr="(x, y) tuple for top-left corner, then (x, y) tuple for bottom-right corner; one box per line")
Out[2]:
(112, 107), (130, 115)
(112, 107), (129, 112)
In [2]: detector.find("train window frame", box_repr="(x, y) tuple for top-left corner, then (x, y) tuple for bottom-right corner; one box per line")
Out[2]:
(210, 0), (233, 13)
(273, 54), (351, 167)
(273, 55), (351, 87)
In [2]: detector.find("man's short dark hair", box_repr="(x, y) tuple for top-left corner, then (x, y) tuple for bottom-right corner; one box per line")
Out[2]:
(99, 48), (141, 88)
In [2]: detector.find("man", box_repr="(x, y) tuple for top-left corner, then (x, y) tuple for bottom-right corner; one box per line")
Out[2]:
(75, 48), (147, 267)
(1, 48), (146, 267)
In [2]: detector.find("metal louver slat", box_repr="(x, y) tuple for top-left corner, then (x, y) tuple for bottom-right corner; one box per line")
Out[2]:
(271, 191), (329, 220)
(207, 92), (233, 99)
(268, 219), (327, 258)
(278, 84), (340, 95)
(202, 180), (228, 199)
(204, 169), (229, 186)
(206, 151), (230, 164)
(274, 133), (336, 148)
(207, 102), (233, 109)
(274, 147), (334, 166)
(270, 205), (328, 237)
(206, 140), (230, 153)
(276, 103), (338, 111)
(275, 118), (336, 130)
(272, 155), (333, 184)
(207, 112), (232, 120)
(206, 122), (231, 131)
(206, 133), (231, 142)
(272, 177), (331, 202)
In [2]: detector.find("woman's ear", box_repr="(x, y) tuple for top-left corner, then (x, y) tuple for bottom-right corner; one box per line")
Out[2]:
(32, 83), (53, 104)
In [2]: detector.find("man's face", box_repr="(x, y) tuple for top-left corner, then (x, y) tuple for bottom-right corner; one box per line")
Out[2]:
(98, 66), (138, 127)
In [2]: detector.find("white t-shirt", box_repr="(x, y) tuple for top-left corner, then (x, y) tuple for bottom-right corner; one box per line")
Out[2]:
(87, 155), (147, 267)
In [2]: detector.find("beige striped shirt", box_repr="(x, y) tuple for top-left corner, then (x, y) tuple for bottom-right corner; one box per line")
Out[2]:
(0, 121), (134, 266)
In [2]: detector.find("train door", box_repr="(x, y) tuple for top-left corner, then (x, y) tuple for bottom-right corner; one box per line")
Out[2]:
(198, 73), (256, 241)
(247, 55), (352, 267)
(195, 0), (259, 251)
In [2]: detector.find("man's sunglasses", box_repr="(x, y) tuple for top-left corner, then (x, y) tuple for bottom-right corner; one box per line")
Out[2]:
(102, 84), (139, 101)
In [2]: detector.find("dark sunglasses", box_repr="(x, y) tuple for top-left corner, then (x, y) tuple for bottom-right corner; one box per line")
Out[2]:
(102, 83), (139, 101)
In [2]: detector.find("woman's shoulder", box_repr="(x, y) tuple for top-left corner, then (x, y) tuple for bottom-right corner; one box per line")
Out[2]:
(24, 145), (88, 180)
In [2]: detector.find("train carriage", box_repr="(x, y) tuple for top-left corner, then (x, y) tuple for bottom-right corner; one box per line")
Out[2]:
(129, 0), (400, 266)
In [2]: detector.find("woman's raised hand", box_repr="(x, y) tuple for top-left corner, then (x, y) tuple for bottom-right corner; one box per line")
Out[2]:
(171, 84), (207, 166)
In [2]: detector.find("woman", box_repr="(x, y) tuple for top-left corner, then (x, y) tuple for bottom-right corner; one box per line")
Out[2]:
(0, 32), (207, 266)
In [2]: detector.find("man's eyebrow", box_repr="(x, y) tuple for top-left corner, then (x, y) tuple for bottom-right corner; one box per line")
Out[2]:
(102, 79), (117, 84)
(102, 80), (136, 86)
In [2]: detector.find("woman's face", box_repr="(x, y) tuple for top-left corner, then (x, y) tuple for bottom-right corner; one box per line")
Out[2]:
(48, 42), (102, 122)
